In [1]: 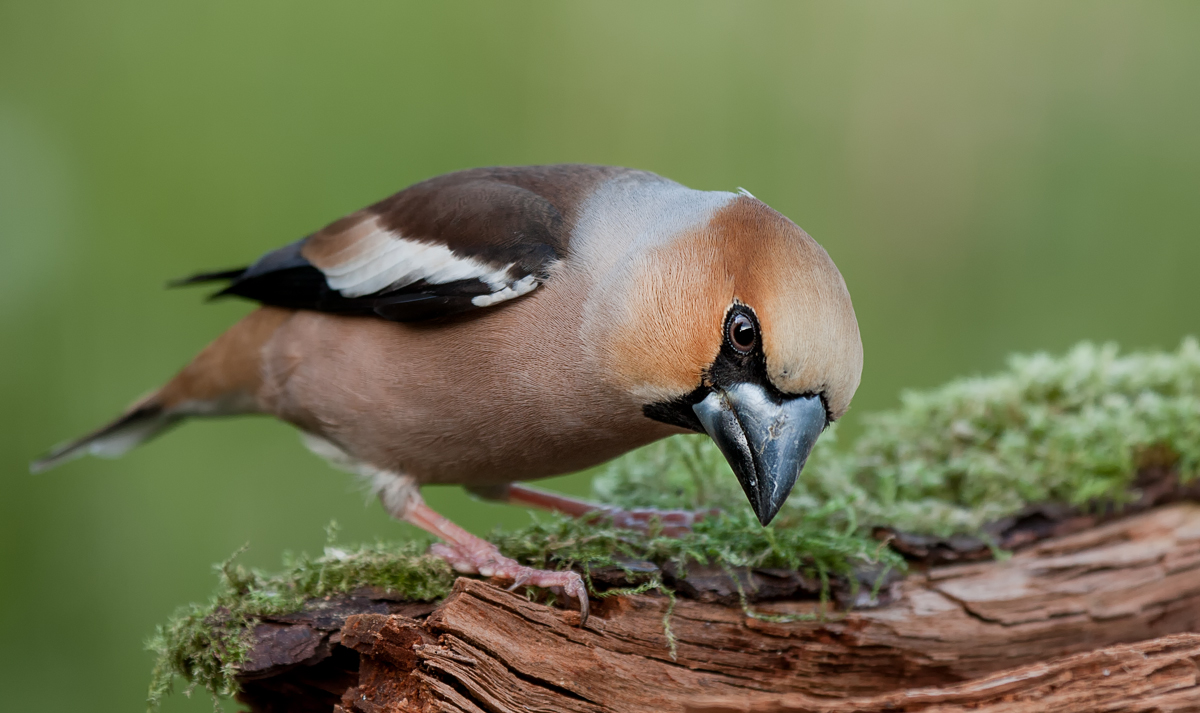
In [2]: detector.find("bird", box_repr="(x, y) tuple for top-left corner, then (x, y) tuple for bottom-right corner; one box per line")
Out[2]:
(33, 164), (863, 625)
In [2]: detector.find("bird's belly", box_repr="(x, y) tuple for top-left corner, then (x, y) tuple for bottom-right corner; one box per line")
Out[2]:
(332, 381), (682, 485)
(262, 310), (682, 486)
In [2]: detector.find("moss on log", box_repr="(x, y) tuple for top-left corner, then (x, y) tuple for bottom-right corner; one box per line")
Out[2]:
(232, 503), (1200, 712)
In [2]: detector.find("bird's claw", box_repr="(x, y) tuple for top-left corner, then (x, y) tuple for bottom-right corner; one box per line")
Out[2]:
(507, 571), (532, 591)
(429, 540), (589, 626)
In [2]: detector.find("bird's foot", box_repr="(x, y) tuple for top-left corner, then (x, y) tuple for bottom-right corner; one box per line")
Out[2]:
(430, 540), (589, 625)
(585, 506), (722, 537)
(391, 487), (590, 626)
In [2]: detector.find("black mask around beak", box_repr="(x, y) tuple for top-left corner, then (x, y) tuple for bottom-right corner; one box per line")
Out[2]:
(692, 384), (826, 526)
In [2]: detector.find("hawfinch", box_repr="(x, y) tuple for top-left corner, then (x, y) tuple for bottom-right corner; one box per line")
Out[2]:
(35, 165), (863, 623)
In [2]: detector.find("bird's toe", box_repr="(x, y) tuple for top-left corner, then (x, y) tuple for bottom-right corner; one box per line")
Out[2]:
(426, 540), (590, 625)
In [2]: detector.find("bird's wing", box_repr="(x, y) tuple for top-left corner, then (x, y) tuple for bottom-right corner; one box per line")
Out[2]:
(181, 165), (624, 322)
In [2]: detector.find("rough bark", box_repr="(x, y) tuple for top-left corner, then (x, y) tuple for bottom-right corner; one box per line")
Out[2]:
(686, 634), (1200, 713)
(235, 502), (1200, 712)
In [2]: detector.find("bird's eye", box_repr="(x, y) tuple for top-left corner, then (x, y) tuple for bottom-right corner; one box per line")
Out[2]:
(728, 312), (757, 353)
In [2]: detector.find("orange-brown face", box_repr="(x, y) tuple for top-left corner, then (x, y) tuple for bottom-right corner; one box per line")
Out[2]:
(585, 194), (863, 526)
(595, 195), (863, 418)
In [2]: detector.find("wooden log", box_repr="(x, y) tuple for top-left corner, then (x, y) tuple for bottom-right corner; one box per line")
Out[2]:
(237, 502), (1200, 712)
(686, 634), (1200, 713)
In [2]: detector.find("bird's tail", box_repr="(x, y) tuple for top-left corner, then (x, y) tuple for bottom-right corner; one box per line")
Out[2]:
(167, 267), (247, 288)
(31, 306), (291, 473)
(30, 399), (179, 473)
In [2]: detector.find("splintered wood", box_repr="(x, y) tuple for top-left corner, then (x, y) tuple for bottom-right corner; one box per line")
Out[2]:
(238, 504), (1200, 713)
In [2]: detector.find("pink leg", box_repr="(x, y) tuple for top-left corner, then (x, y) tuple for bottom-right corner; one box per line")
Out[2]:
(398, 488), (589, 625)
(502, 484), (719, 538)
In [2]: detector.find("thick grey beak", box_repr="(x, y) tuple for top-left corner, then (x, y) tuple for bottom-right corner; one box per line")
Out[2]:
(692, 384), (826, 526)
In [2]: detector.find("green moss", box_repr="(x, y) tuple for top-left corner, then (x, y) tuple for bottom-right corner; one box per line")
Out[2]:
(146, 540), (454, 711)
(148, 339), (1200, 709)
(490, 502), (897, 610)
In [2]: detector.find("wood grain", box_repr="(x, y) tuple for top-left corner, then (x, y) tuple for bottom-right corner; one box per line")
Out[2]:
(686, 634), (1200, 713)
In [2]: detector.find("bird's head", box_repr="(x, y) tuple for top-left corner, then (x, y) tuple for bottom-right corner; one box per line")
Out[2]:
(583, 192), (862, 526)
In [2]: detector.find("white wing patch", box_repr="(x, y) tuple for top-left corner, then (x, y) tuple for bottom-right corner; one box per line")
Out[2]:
(311, 215), (540, 306)
(471, 274), (538, 307)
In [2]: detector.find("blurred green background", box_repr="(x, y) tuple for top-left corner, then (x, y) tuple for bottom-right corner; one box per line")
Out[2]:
(2, 1), (1198, 710)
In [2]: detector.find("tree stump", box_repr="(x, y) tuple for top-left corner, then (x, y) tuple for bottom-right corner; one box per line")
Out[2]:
(234, 503), (1200, 712)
